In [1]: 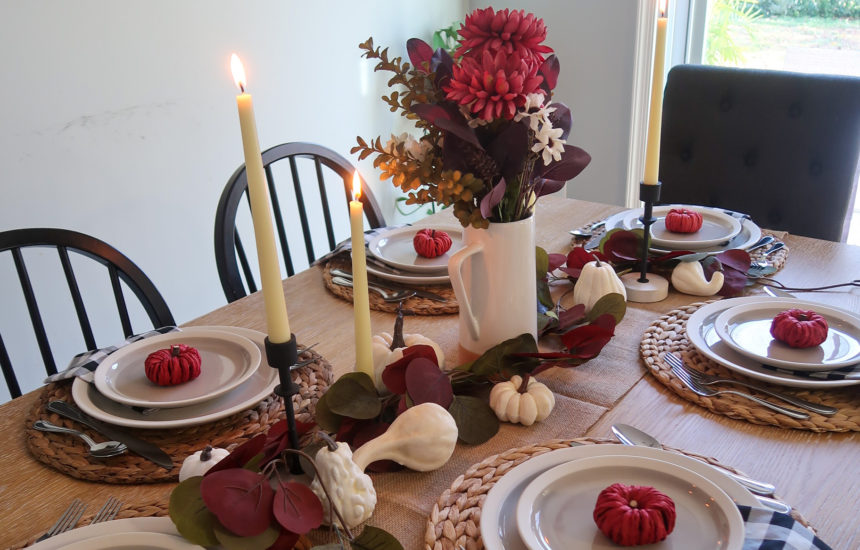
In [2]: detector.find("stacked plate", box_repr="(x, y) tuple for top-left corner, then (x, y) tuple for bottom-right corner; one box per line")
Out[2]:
(602, 204), (762, 253)
(71, 326), (282, 429)
(481, 444), (750, 550)
(29, 517), (199, 549)
(365, 225), (465, 284)
(686, 297), (860, 388)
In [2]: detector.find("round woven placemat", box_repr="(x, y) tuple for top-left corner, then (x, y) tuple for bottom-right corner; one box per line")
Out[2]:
(641, 301), (859, 432)
(424, 437), (810, 550)
(24, 349), (332, 484)
(322, 256), (458, 315)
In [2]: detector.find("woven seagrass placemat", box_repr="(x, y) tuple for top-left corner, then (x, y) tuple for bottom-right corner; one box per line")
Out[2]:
(24, 349), (332, 484)
(424, 437), (809, 550)
(641, 301), (859, 432)
(322, 256), (458, 315)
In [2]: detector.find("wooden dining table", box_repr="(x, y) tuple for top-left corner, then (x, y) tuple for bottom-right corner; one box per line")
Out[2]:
(1, 196), (858, 550)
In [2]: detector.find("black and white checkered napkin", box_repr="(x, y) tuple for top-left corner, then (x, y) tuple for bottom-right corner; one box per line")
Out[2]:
(740, 506), (832, 550)
(760, 363), (860, 381)
(43, 326), (179, 384)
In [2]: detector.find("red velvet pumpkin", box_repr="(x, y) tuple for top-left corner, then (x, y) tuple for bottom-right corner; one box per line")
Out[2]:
(145, 344), (202, 386)
(593, 483), (676, 546)
(664, 208), (703, 233)
(413, 228), (453, 258)
(770, 309), (829, 348)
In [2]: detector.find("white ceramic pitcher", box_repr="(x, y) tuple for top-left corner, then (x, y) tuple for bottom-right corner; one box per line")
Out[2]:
(448, 216), (537, 357)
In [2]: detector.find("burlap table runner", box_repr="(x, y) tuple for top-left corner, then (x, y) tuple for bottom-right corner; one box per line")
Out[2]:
(24, 349), (332, 483)
(640, 301), (860, 432)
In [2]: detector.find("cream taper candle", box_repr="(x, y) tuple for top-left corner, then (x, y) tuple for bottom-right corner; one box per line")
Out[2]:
(349, 171), (373, 376)
(644, 1), (668, 185)
(231, 54), (291, 343)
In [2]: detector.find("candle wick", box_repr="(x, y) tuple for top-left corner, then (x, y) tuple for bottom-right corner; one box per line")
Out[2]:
(239, 82), (245, 94)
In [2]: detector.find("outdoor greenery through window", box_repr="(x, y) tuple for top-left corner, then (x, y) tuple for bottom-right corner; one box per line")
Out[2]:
(700, 0), (860, 243)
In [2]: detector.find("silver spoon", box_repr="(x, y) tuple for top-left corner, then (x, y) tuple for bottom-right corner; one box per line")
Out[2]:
(34, 420), (128, 458)
(569, 220), (605, 238)
(745, 235), (775, 253)
(750, 242), (786, 270)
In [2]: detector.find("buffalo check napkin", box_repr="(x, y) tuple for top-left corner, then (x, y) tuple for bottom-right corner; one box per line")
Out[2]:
(43, 326), (179, 384)
(740, 506), (832, 550)
(760, 363), (860, 381)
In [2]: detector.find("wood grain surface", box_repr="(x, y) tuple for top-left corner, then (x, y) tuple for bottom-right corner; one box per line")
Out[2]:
(1, 197), (857, 549)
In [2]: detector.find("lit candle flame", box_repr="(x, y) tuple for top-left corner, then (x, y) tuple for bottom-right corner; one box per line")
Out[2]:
(231, 53), (247, 93)
(352, 171), (362, 201)
(659, 0), (667, 17)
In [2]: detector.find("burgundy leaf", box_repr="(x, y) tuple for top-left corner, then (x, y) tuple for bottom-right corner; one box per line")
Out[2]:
(407, 38), (434, 72)
(567, 246), (608, 270)
(431, 47), (454, 88)
(411, 103), (481, 148)
(200, 469), (274, 537)
(486, 121), (529, 179)
(533, 178), (566, 197)
(260, 419), (315, 465)
(538, 55), (560, 94)
(548, 101), (571, 140)
(480, 178), (507, 219)
(273, 481), (324, 534)
(547, 253), (567, 272)
(558, 304), (587, 330)
(405, 357), (454, 408)
(267, 529), (300, 550)
(590, 313), (618, 333)
(205, 433), (267, 475)
(382, 344), (439, 394)
(602, 230), (641, 263)
(651, 250), (696, 263)
(715, 249), (752, 274)
(540, 144), (591, 181)
(559, 266), (583, 278)
(560, 324), (615, 358)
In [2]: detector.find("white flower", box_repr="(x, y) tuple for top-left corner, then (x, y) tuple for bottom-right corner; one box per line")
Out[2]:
(532, 124), (566, 165)
(385, 133), (432, 162)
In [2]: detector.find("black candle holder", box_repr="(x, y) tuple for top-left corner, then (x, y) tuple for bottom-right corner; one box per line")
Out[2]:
(620, 181), (669, 302)
(264, 334), (303, 474)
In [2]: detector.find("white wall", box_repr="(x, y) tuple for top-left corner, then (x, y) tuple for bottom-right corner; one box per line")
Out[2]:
(0, 1), (637, 400)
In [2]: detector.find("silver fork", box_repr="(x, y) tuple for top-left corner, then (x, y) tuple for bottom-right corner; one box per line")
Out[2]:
(666, 354), (810, 419)
(36, 498), (87, 541)
(331, 276), (416, 302)
(664, 353), (837, 416)
(90, 496), (122, 524)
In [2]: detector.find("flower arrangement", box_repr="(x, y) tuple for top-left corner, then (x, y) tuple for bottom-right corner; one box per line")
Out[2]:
(352, 7), (591, 228)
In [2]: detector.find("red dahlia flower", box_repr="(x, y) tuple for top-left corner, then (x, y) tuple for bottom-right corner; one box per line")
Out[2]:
(444, 50), (544, 121)
(454, 7), (553, 69)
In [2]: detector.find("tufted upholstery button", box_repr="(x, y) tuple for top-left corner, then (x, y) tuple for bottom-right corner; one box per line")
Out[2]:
(788, 102), (803, 118)
(743, 149), (758, 167)
(719, 95), (733, 112)
(680, 147), (692, 162)
(809, 160), (823, 175)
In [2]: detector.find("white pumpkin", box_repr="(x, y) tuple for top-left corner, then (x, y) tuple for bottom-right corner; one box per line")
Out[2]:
(178, 445), (230, 481)
(573, 259), (626, 312)
(310, 441), (377, 529)
(671, 260), (724, 296)
(371, 332), (445, 392)
(489, 375), (555, 426)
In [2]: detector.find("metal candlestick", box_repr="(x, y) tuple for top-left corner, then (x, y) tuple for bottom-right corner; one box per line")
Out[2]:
(264, 334), (303, 474)
(620, 181), (669, 302)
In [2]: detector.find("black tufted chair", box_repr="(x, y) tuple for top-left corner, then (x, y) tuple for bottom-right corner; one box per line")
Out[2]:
(658, 65), (860, 242)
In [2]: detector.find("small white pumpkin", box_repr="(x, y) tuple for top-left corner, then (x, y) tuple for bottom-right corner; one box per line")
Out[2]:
(178, 445), (230, 481)
(671, 260), (724, 296)
(310, 440), (377, 529)
(371, 306), (444, 393)
(351, 402), (458, 472)
(573, 258), (626, 312)
(489, 375), (555, 426)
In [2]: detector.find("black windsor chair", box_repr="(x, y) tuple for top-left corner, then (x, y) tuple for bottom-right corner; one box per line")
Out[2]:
(214, 142), (386, 303)
(0, 228), (175, 399)
(658, 64), (860, 242)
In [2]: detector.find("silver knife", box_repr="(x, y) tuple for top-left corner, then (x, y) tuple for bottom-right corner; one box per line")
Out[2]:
(47, 401), (173, 470)
(330, 268), (448, 302)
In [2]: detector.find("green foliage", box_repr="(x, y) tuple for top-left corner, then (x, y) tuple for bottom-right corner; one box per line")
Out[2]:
(432, 21), (460, 53)
(755, 0), (860, 17)
(705, 0), (763, 66)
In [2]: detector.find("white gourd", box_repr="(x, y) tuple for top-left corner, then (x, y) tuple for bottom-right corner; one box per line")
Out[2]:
(489, 375), (555, 426)
(371, 332), (445, 393)
(573, 259), (626, 312)
(351, 402), (458, 472)
(178, 445), (230, 481)
(671, 260), (724, 296)
(310, 441), (377, 529)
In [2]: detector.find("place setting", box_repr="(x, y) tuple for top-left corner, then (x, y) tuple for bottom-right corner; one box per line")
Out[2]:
(24, 325), (332, 483)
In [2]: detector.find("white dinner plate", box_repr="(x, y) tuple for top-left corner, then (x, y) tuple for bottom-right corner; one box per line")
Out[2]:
(686, 297), (860, 388)
(365, 261), (451, 285)
(480, 444), (758, 550)
(73, 326), (280, 428)
(714, 300), (860, 371)
(604, 207), (761, 253)
(620, 205), (742, 249)
(516, 455), (744, 550)
(94, 328), (261, 409)
(28, 517), (199, 550)
(59, 531), (202, 550)
(368, 225), (463, 273)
